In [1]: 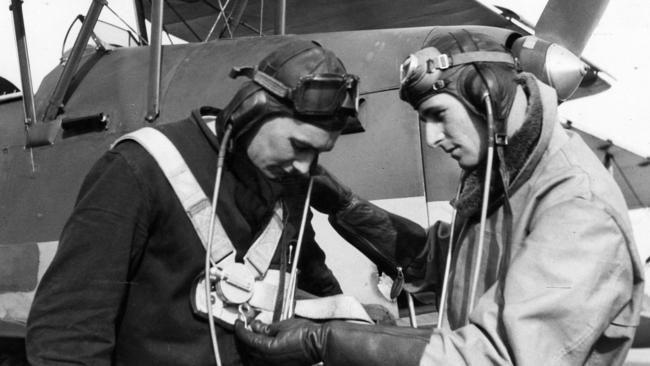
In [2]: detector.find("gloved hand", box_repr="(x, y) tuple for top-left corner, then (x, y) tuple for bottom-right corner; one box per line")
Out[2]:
(309, 165), (355, 215)
(234, 318), (321, 366)
(308, 167), (429, 286)
(308, 166), (433, 294)
(235, 318), (431, 366)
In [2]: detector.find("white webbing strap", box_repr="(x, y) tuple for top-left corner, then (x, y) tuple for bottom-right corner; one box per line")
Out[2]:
(111, 127), (284, 278)
(113, 127), (284, 277)
(245, 206), (284, 277)
(215, 202), (283, 278)
(294, 295), (374, 324)
(113, 127), (234, 263)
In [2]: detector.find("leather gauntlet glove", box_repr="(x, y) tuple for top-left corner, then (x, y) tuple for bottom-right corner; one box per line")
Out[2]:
(309, 167), (429, 284)
(310, 165), (355, 215)
(235, 318), (431, 366)
(235, 318), (321, 366)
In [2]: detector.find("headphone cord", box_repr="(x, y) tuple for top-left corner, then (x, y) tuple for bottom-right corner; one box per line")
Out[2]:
(280, 177), (314, 320)
(467, 94), (495, 314)
(204, 124), (233, 366)
(436, 180), (463, 329)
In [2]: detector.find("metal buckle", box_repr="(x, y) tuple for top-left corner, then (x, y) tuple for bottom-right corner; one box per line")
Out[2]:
(427, 54), (450, 72)
(238, 303), (252, 330)
(495, 133), (509, 146)
(435, 54), (450, 70)
(432, 80), (446, 91)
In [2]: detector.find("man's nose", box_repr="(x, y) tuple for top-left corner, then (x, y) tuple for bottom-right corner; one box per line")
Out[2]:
(292, 151), (315, 176)
(425, 122), (445, 148)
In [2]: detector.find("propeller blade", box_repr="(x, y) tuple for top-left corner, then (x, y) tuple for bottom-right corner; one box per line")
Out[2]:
(535, 0), (610, 55)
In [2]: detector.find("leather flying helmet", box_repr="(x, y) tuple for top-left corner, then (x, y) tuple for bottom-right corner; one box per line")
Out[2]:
(399, 29), (519, 123)
(221, 39), (360, 141)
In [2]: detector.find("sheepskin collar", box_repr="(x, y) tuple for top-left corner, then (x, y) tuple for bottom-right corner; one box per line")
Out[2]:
(452, 73), (545, 218)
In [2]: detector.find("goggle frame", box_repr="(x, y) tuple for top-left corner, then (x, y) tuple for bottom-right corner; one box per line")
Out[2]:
(231, 66), (360, 117)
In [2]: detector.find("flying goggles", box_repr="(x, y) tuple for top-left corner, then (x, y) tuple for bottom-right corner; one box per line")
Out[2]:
(399, 47), (515, 107)
(230, 66), (360, 117)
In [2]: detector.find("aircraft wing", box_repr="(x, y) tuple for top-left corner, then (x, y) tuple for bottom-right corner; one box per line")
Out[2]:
(564, 122), (650, 209)
(0, 77), (20, 96)
(138, 0), (611, 101)
(139, 0), (516, 41)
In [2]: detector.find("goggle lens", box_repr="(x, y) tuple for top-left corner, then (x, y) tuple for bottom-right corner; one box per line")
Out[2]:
(400, 54), (419, 84)
(294, 74), (359, 116)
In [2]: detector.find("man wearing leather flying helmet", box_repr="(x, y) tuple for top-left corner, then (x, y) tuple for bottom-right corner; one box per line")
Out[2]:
(235, 29), (643, 366)
(26, 40), (361, 366)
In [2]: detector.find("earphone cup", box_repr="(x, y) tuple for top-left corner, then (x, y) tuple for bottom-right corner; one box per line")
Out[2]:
(458, 63), (517, 121)
(230, 90), (270, 134)
(222, 82), (292, 141)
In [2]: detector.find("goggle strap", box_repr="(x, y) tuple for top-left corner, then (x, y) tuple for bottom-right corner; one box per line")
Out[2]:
(431, 51), (515, 70)
(230, 66), (291, 100)
(231, 66), (360, 116)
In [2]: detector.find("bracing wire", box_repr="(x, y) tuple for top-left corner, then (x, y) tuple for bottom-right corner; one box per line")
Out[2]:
(161, 0), (203, 41)
(163, 26), (174, 45)
(105, 4), (148, 45)
(204, 0), (233, 41)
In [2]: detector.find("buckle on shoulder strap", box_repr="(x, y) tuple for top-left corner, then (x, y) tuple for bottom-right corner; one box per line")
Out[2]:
(427, 54), (451, 71)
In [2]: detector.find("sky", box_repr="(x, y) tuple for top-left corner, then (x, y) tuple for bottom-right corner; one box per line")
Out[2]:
(0, 0), (649, 259)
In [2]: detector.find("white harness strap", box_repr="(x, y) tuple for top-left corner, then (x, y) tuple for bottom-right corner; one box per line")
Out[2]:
(244, 210), (284, 277)
(112, 127), (282, 275)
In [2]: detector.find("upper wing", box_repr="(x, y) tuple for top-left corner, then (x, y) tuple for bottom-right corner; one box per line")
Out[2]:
(138, 0), (516, 41)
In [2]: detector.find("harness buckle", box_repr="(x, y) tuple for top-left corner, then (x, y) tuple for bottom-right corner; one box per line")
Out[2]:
(495, 133), (509, 146)
(214, 262), (255, 304)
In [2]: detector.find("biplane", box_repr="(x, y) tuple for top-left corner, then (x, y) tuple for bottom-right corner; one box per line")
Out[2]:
(1, 0), (648, 362)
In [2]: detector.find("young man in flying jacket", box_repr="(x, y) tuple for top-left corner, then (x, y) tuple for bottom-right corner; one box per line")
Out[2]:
(26, 39), (361, 366)
(235, 29), (645, 366)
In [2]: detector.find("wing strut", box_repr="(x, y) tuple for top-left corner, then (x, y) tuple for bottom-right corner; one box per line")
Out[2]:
(42, 0), (106, 121)
(145, 0), (164, 122)
(133, 0), (149, 44)
(9, 0), (37, 127)
(275, 0), (286, 35)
